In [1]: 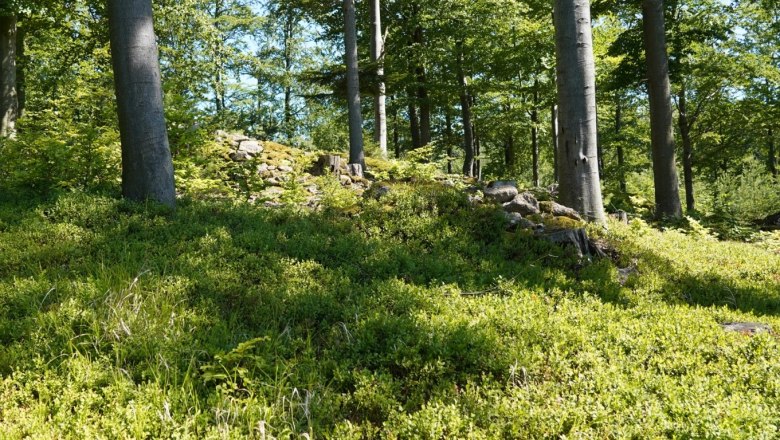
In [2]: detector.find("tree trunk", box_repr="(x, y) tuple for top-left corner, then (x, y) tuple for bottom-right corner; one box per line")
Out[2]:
(108, 0), (176, 207)
(370, 0), (387, 158)
(642, 0), (682, 218)
(0, 14), (17, 138)
(677, 85), (695, 212)
(552, 104), (559, 182)
(343, 0), (365, 168)
(769, 127), (776, 177)
(615, 95), (627, 193)
(553, 0), (605, 223)
(408, 93), (421, 149)
(531, 82), (539, 187)
(456, 41), (474, 177)
(15, 19), (23, 118)
(445, 109), (454, 173)
(283, 9), (294, 140)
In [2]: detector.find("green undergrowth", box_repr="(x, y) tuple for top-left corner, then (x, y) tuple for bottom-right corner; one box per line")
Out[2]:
(0, 182), (779, 438)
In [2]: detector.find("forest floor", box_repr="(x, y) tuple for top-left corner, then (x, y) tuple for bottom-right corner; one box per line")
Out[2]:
(1, 141), (780, 438)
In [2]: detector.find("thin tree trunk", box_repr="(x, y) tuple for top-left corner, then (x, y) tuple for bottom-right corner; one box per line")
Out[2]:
(615, 95), (627, 193)
(410, 3), (431, 147)
(445, 109), (454, 173)
(678, 85), (695, 212)
(370, 0), (387, 158)
(0, 14), (17, 138)
(553, 0), (605, 223)
(393, 101), (401, 158)
(552, 104), (559, 182)
(108, 0), (176, 207)
(343, 0), (365, 168)
(531, 82), (539, 187)
(769, 127), (776, 177)
(283, 10), (294, 140)
(474, 111), (481, 180)
(408, 89), (421, 149)
(642, 0), (682, 218)
(456, 41), (474, 177)
(15, 19), (23, 118)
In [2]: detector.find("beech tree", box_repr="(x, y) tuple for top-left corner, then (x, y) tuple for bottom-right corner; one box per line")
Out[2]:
(108, 0), (176, 207)
(0, 8), (17, 138)
(371, 0), (387, 158)
(553, 0), (606, 222)
(343, 0), (365, 170)
(642, 0), (682, 218)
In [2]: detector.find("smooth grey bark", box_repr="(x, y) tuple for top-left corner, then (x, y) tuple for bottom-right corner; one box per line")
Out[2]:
(642, 0), (682, 218)
(551, 104), (559, 182)
(108, 0), (176, 207)
(456, 41), (474, 177)
(677, 85), (695, 212)
(370, 0), (387, 158)
(0, 14), (17, 138)
(553, 0), (606, 223)
(343, 0), (365, 168)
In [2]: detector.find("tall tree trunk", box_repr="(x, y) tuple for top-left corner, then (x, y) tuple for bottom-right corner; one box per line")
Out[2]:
(615, 95), (627, 193)
(551, 104), (559, 182)
(456, 41), (474, 177)
(769, 127), (776, 177)
(393, 101), (401, 158)
(370, 0), (387, 158)
(531, 82), (539, 187)
(15, 19), (23, 118)
(283, 9), (294, 141)
(108, 0), (176, 207)
(473, 108), (481, 180)
(677, 85), (695, 212)
(642, 0), (682, 218)
(410, 3), (431, 147)
(343, 0), (365, 168)
(445, 109), (454, 173)
(408, 88), (421, 149)
(553, 0), (606, 223)
(0, 14), (17, 138)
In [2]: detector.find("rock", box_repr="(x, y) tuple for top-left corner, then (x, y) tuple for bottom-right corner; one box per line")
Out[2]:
(266, 177), (281, 185)
(503, 192), (540, 216)
(539, 201), (582, 221)
(617, 265), (638, 285)
(484, 181), (518, 203)
(503, 212), (537, 231)
(278, 165), (294, 173)
(538, 228), (603, 259)
(260, 186), (284, 199)
(229, 151), (250, 162)
(721, 322), (771, 335)
(306, 185), (320, 195)
(263, 201), (285, 209)
(257, 163), (270, 174)
(339, 175), (353, 186)
(365, 185), (391, 200)
(237, 140), (263, 156)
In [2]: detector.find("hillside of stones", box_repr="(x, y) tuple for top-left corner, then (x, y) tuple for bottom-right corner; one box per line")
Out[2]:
(220, 131), (619, 257)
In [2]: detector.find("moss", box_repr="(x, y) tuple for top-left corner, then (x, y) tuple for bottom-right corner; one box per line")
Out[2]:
(543, 215), (584, 230)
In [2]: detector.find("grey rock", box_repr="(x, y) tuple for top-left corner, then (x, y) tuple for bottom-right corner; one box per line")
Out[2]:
(540, 201), (582, 221)
(229, 151), (250, 162)
(339, 175), (353, 186)
(306, 185), (320, 195)
(257, 163), (270, 173)
(503, 192), (540, 216)
(278, 165), (294, 173)
(238, 140), (263, 155)
(484, 181), (518, 203)
(721, 322), (772, 335)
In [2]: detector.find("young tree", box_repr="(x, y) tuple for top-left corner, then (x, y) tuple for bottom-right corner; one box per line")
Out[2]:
(343, 0), (365, 169)
(553, 0), (606, 222)
(642, 0), (682, 218)
(108, 0), (176, 207)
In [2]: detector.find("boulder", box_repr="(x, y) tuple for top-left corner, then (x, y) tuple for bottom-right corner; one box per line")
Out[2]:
(229, 151), (250, 162)
(278, 165), (294, 173)
(237, 140), (263, 156)
(721, 322), (772, 335)
(484, 181), (518, 203)
(503, 211), (537, 231)
(539, 201), (582, 221)
(503, 192), (540, 216)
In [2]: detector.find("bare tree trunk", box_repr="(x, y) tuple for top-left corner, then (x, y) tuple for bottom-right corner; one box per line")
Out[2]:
(0, 14), (17, 138)
(108, 0), (176, 207)
(283, 9), (294, 141)
(553, 0), (605, 223)
(445, 109), (454, 173)
(343, 0), (365, 168)
(408, 89), (421, 149)
(615, 95), (627, 193)
(15, 19), (23, 118)
(769, 127), (776, 177)
(393, 101), (401, 158)
(456, 41), (474, 177)
(531, 82), (539, 187)
(552, 104), (559, 182)
(370, 0), (387, 158)
(642, 0), (682, 218)
(677, 84), (695, 212)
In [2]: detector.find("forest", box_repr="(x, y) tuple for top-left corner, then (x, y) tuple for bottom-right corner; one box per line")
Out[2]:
(0, 0), (779, 437)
